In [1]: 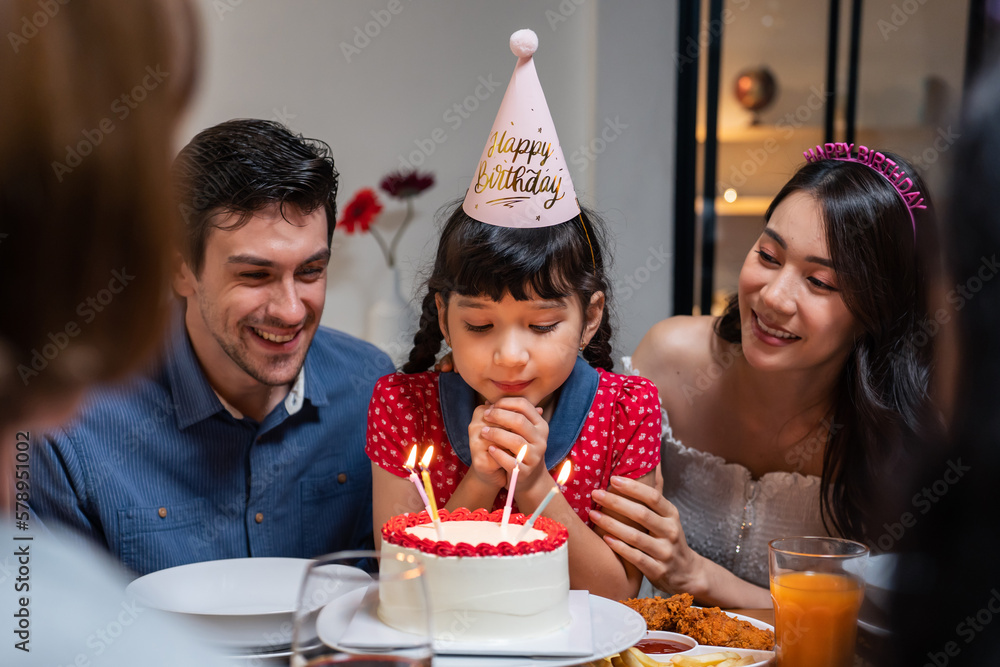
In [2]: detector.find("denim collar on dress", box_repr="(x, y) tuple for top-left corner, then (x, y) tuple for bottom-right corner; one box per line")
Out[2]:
(165, 310), (318, 430)
(438, 356), (599, 469)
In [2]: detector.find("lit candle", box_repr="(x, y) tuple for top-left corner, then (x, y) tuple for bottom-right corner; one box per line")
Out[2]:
(403, 445), (431, 513)
(419, 446), (443, 538)
(518, 460), (573, 538)
(501, 444), (529, 532)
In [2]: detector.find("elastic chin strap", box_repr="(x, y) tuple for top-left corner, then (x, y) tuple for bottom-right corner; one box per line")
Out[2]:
(577, 213), (597, 275)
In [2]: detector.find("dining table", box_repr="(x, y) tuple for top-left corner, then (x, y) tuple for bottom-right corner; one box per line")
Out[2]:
(244, 607), (774, 667)
(246, 607), (777, 666)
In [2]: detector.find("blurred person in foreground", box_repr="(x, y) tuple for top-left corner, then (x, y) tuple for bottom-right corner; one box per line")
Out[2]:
(30, 117), (395, 576)
(886, 55), (1000, 665)
(0, 0), (221, 665)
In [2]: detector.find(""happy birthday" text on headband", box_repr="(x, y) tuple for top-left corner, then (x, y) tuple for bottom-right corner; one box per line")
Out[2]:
(803, 142), (927, 213)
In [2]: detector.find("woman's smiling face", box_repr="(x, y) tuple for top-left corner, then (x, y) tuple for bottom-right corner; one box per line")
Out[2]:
(738, 191), (861, 375)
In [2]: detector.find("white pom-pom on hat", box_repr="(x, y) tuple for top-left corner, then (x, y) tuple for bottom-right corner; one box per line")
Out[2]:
(464, 26), (580, 228)
(509, 29), (538, 58)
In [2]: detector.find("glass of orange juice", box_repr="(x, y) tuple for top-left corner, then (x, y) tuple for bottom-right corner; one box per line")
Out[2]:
(768, 537), (869, 667)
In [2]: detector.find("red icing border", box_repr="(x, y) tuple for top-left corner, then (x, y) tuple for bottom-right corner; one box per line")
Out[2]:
(381, 507), (568, 557)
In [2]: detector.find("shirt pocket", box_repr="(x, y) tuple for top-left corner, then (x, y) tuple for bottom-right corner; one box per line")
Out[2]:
(299, 463), (372, 558)
(117, 497), (216, 575)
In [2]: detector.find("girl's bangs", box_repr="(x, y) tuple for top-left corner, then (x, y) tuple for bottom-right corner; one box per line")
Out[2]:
(445, 225), (582, 302)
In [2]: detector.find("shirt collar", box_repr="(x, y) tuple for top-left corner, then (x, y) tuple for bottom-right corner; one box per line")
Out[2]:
(439, 356), (599, 468)
(165, 313), (325, 429)
(166, 317), (228, 430)
(301, 345), (328, 408)
(284, 365), (306, 415)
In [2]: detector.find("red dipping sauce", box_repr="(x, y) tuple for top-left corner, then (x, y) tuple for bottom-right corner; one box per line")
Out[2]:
(633, 638), (692, 654)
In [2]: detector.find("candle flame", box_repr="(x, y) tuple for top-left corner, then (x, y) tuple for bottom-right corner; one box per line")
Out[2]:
(556, 460), (572, 486)
(420, 445), (435, 469)
(405, 445), (418, 471)
(515, 444), (528, 464)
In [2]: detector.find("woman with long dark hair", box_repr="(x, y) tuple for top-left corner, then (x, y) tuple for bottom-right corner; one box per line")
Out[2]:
(589, 148), (938, 607)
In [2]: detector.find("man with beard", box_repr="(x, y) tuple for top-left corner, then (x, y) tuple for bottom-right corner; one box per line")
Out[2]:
(30, 119), (395, 576)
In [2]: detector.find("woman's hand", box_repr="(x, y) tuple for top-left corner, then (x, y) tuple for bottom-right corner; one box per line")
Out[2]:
(589, 475), (706, 597)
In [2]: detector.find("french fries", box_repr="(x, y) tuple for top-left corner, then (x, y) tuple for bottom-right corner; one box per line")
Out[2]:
(620, 646), (661, 667)
(586, 647), (660, 667)
(586, 646), (756, 667)
(669, 651), (755, 666)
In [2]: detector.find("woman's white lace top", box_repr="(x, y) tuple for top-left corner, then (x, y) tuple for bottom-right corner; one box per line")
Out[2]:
(623, 357), (829, 590)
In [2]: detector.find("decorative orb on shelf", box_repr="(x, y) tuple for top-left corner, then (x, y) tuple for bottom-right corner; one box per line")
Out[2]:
(734, 66), (777, 125)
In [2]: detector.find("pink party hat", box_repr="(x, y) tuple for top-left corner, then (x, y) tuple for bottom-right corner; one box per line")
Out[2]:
(462, 29), (580, 228)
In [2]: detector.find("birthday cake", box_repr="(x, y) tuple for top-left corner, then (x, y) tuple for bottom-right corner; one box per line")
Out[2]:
(379, 507), (570, 641)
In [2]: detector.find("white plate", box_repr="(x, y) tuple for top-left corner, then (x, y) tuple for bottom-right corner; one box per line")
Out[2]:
(680, 645), (774, 666)
(675, 612), (774, 666)
(441, 595), (644, 667)
(326, 587), (593, 657)
(316, 591), (644, 667)
(126, 557), (312, 650)
(225, 646), (293, 662)
(858, 553), (897, 637)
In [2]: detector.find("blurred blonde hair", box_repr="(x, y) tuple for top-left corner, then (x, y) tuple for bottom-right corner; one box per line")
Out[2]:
(0, 0), (199, 424)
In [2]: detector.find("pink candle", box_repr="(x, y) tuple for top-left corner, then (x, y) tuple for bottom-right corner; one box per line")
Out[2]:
(501, 445), (529, 531)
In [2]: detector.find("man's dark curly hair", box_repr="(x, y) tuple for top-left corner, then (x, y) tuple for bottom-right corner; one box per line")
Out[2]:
(172, 118), (339, 273)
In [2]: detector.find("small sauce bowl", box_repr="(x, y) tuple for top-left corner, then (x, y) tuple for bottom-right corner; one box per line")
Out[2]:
(633, 630), (698, 660)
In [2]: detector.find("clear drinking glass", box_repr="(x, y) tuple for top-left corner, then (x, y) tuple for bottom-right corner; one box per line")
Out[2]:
(290, 550), (432, 667)
(768, 536), (869, 667)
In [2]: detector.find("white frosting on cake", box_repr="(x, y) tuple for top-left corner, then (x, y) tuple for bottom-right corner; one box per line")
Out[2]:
(405, 521), (547, 545)
(379, 519), (570, 641)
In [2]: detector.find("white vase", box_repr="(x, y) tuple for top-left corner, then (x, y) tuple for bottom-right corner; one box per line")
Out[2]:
(365, 267), (415, 367)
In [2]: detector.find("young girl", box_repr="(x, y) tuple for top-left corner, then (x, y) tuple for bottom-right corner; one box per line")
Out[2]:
(366, 28), (659, 601)
(366, 204), (660, 600)
(366, 30), (660, 599)
(590, 146), (938, 608)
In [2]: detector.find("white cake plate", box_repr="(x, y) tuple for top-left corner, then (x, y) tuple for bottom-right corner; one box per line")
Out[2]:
(316, 587), (645, 667)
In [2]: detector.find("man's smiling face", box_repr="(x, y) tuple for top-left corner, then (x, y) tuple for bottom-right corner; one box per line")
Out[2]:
(176, 203), (330, 389)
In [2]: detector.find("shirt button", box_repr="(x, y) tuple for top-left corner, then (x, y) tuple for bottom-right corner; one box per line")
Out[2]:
(255, 512), (264, 523)
(158, 507), (167, 518)
(337, 473), (347, 484)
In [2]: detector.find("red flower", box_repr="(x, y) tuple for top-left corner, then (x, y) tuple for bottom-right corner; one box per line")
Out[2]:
(379, 170), (435, 199)
(338, 187), (382, 234)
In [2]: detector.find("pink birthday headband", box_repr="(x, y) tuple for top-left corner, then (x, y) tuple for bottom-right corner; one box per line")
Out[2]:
(803, 143), (926, 238)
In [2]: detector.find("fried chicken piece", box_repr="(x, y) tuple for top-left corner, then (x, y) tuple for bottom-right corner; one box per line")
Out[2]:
(621, 594), (775, 650)
(621, 593), (693, 631)
(675, 605), (775, 650)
